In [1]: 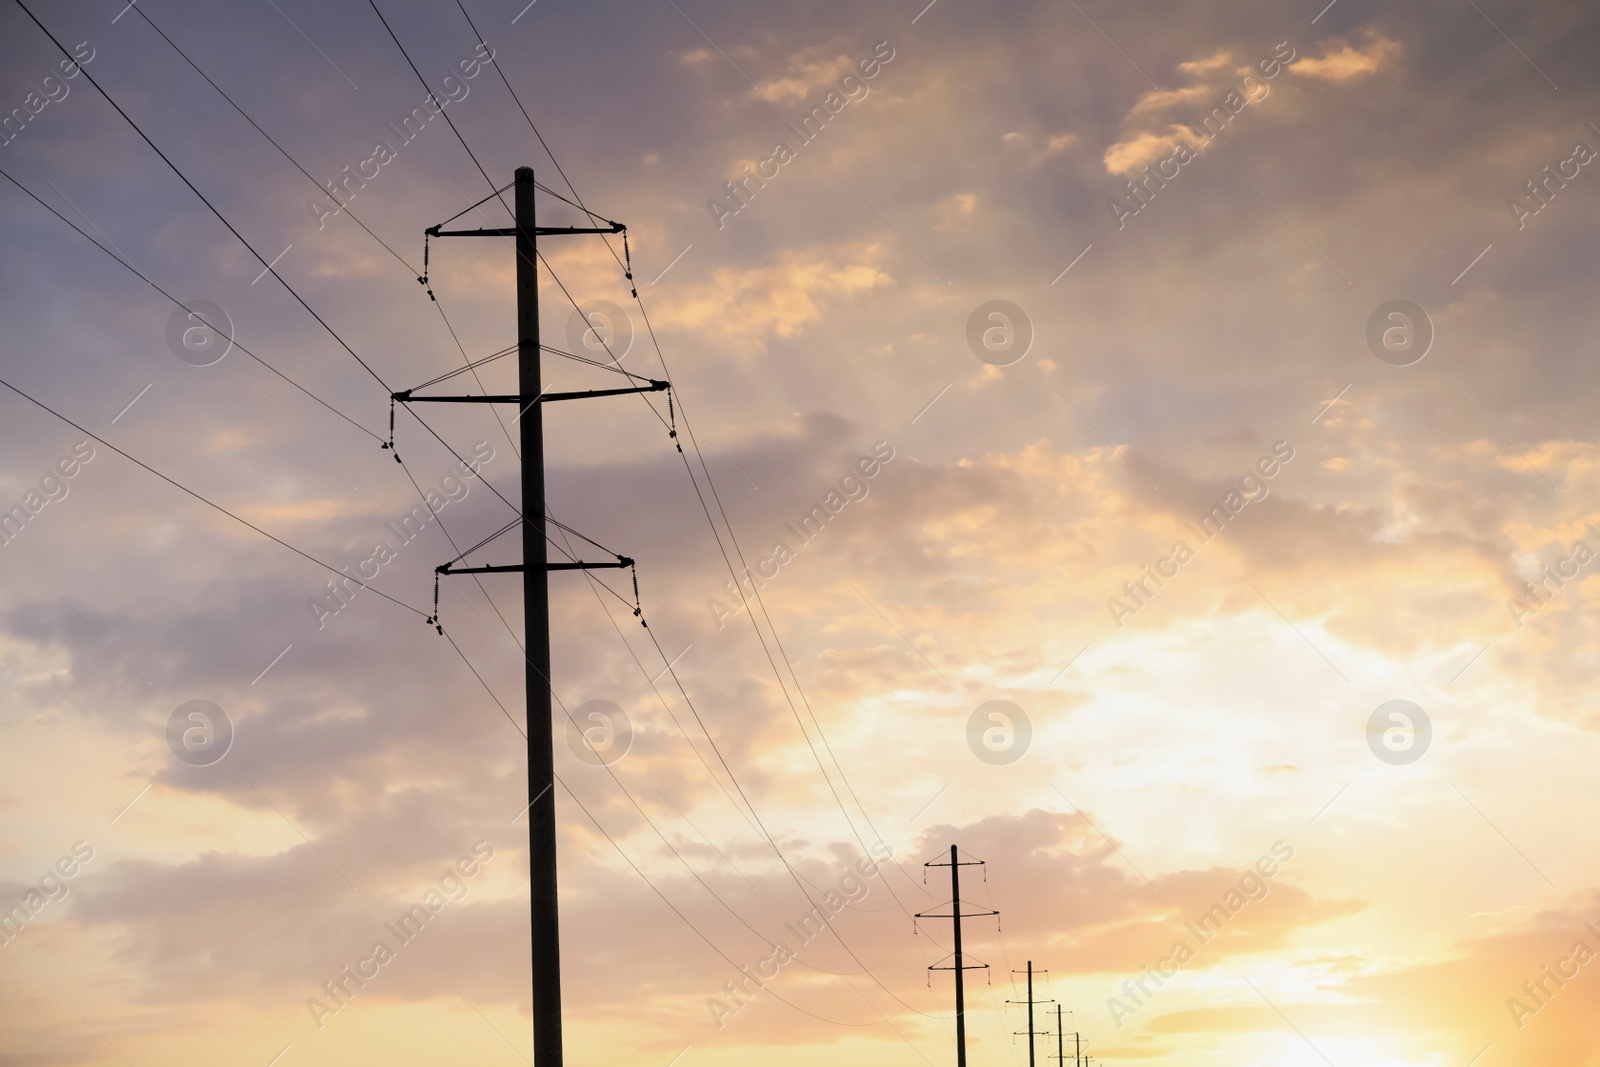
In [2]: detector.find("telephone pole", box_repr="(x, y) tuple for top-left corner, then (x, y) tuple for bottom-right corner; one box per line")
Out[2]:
(916, 846), (997, 1067)
(398, 166), (664, 1067)
(1007, 961), (1052, 1067)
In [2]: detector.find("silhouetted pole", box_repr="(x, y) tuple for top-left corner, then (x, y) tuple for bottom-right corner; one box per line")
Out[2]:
(918, 846), (996, 1067)
(952, 847), (967, 1067)
(1026, 961), (1036, 1067)
(1009, 960), (1052, 1067)
(516, 165), (562, 1067)
(1050, 1005), (1079, 1067)
(405, 167), (650, 1067)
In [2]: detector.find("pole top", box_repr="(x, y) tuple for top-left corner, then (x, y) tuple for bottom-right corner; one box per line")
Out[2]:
(516, 165), (534, 179)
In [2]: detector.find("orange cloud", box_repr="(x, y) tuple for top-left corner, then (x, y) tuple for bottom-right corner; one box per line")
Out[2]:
(1292, 34), (1402, 82)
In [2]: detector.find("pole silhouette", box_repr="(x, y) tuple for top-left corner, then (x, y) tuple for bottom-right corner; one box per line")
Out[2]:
(399, 167), (653, 1067)
(917, 846), (997, 1067)
(1008, 960), (1053, 1067)
(515, 164), (561, 1067)
(1051, 1004), (1081, 1067)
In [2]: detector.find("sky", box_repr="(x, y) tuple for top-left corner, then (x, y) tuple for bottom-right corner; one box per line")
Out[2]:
(2, 0), (1599, 1066)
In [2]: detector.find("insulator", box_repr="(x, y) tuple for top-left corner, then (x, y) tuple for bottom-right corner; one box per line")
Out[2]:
(623, 231), (637, 298)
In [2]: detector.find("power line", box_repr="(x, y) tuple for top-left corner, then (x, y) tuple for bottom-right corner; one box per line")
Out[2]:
(118, 0), (525, 467)
(5, 162), (531, 693)
(514, 115), (932, 908)
(361, 5), (936, 1031)
(556, 535), (768, 840)
(363, 0), (509, 221)
(448, 0), (614, 236)
(0, 375), (425, 619)
(14, 0), (393, 394)
(526, 256), (915, 926)
(554, 774), (880, 1029)
(432, 568), (888, 1025)
(34, 0), (528, 579)
(391, 445), (523, 646)
(436, 593), (889, 1023)
(0, 163), (381, 444)
(543, 590), (893, 980)
(21, 3), (934, 1042)
(509, 169), (937, 1021)
(124, 1), (418, 275)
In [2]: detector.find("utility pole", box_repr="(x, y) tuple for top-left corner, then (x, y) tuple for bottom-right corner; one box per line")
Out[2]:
(917, 846), (997, 1067)
(398, 167), (665, 1067)
(1050, 1005), (1080, 1067)
(1007, 961), (1052, 1067)
(515, 161), (561, 1067)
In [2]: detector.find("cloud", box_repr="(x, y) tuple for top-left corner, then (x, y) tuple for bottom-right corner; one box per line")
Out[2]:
(1099, 34), (1400, 175)
(1291, 34), (1403, 82)
(7, 1), (1600, 1065)
(650, 243), (892, 346)
(749, 46), (860, 105)
(1099, 43), (1271, 175)
(1103, 126), (1208, 176)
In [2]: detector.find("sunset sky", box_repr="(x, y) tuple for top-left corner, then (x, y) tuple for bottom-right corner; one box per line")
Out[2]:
(3, 1), (1600, 1066)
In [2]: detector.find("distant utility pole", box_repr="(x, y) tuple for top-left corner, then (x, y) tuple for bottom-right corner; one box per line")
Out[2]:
(1007, 960), (1053, 1067)
(1051, 1004), (1081, 1067)
(398, 167), (664, 1067)
(916, 846), (998, 1067)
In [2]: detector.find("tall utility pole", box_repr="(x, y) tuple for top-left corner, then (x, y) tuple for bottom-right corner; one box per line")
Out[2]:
(917, 846), (997, 1067)
(1051, 1004), (1081, 1067)
(1007, 961), (1052, 1067)
(399, 167), (665, 1067)
(515, 161), (560, 1067)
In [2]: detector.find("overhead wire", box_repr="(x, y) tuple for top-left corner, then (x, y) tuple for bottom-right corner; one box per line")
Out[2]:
(376, 0), (940, 1022)
(363, 0), (513, 226)
(442, 0), (933, 914)
(119, 0), (539, 658)
(14, 0), (394, 395)
(552, 527), (770, 841)
(84, 0), (945, 1034)
(120, 0), (526, 471)
(528, 248), (940, 1013)
(0, 375), (426, 620)
(541, 540), (905, 979)
(0, 164), (381, 444)
(522, 225), (943, 1022)
(435, 571), (891, 1008)
(554, 774), (880, 1029)
(389, 444), (525, 645)
(5, 7), (858, 976)
(649, 782), (760, 890)
(439, 472), (930, 1009)
(652, 340), (933, 905)
(125, 1), (418, 277)
(22, 0), (543, 665)
(2, 152), (528, 666)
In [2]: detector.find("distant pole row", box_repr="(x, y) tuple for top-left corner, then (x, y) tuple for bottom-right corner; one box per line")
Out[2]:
(920, 845), (1091, 1067)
